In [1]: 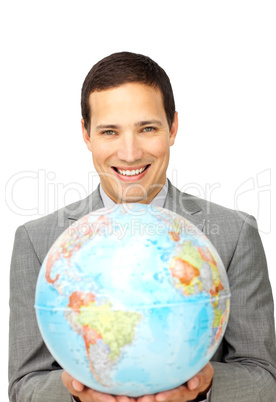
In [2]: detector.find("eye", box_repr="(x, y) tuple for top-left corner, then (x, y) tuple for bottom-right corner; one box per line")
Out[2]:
(142, 127), (156, 133)
(102, 130), (116, 136)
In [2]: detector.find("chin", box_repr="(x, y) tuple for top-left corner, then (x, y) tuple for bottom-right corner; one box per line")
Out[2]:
(115, 193), (150, 204)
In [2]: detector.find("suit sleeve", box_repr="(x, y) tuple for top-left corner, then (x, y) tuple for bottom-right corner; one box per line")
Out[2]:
(9, 225), (72, 402)
(210, 216), (276, 401)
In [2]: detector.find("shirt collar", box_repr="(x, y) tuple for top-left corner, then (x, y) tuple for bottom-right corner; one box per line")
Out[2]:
(100, 179), (169, 208)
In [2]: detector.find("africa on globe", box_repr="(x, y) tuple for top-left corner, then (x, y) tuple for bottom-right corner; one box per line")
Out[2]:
(35, 204), (230, 397)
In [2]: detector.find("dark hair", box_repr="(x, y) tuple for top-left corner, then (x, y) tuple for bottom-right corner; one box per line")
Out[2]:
(81, 51), (175, 133)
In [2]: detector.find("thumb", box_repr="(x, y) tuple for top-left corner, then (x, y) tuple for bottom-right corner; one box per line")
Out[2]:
(72, 380), (85, 392)
(187, 376), (200, 390)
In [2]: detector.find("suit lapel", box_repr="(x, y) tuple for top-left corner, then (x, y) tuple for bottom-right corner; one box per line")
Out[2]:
(65, 181), (205, 233)
(67, 185), (104, 222)
(165, 180), (206, 233)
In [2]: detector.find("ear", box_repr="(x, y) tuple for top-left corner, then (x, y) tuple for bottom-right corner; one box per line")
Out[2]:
(169, 112), (178, 146)
(81, 119), (92, 152)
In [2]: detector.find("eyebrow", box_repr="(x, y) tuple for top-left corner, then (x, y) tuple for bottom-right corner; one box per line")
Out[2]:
(135, 120), (163, 127)
(95, 124), (119, 130)
(95, 120), (163, 131)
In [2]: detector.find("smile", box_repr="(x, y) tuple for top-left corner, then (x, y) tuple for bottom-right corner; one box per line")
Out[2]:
(113, 165), (149, 177)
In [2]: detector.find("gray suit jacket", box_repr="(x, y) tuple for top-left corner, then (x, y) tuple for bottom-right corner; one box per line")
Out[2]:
(9, 181), (276, 401)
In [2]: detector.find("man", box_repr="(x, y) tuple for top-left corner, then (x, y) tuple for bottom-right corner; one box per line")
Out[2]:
(9, 52), (276, 402)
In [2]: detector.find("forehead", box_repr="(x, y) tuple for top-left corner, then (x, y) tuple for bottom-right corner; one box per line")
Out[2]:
(88, 83), (166, 123)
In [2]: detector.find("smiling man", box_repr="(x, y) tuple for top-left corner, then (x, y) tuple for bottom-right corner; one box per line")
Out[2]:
(82, 82), (178, 205)
(9, 52), (276, 402)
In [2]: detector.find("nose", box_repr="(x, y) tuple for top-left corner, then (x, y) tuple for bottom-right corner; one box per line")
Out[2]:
(117, 134), (143, 162)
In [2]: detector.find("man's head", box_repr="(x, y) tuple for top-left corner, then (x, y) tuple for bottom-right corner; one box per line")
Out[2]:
(81, 52), (178, 204)
(81, 51), (175, 134)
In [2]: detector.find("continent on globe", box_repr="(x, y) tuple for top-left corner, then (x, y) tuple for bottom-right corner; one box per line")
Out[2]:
(168, 239), (228, 351)
(65, 290), (142, 386)
(169, 241), (224, 297)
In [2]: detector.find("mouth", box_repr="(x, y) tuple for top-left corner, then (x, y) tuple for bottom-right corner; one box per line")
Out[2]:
(112, 164), (150, 180)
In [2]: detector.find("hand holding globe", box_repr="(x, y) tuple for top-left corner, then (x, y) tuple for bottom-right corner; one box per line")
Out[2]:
(62, 362), (213, 401)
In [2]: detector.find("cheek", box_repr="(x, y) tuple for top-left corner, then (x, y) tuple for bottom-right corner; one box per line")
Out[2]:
(91, 142), (109, 164)
(150, 138), (170, 158)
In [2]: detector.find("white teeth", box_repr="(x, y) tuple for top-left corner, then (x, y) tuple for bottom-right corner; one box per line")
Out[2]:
(117, 166), (147, 176)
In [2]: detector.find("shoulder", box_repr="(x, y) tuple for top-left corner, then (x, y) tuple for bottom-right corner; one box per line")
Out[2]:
(188, 192), (252, 225)
(14, 190), (102, 263)
(167, 182), (260, 268)
(167, 180), (252, 229)
(22, 196), (83, 234)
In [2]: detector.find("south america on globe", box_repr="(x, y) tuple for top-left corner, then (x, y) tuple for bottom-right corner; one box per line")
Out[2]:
(35, 204), (230, 396)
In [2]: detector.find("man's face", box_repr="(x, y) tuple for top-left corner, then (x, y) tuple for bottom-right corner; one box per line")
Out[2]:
(82, 83), (178, 204)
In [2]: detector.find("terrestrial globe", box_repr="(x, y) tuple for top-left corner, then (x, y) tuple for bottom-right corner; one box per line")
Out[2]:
(35, 204), (230, 397)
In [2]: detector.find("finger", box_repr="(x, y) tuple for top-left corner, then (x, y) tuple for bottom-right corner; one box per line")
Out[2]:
(137, 394), (155, 402)
(155, 385), (198, 402)
(72, 379), (85, 392)
(187, 376), (200, 391)
(116, 396), (137, 402)
(62, 371), (116, 402)
(87, 389), (116, 402)
(116, 397), (129, 402)
(187, 363), (214, 392)
(62, 371), (84, 394)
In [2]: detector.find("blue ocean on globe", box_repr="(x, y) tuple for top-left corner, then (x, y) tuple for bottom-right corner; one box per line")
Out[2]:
(35, 204), (230, 396)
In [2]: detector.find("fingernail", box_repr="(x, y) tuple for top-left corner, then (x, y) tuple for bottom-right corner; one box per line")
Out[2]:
(190, 377), (200, 390)
(72, 380), (82, 391)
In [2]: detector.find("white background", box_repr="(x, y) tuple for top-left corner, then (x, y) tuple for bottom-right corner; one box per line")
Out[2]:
(1, 1), (275, 400)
